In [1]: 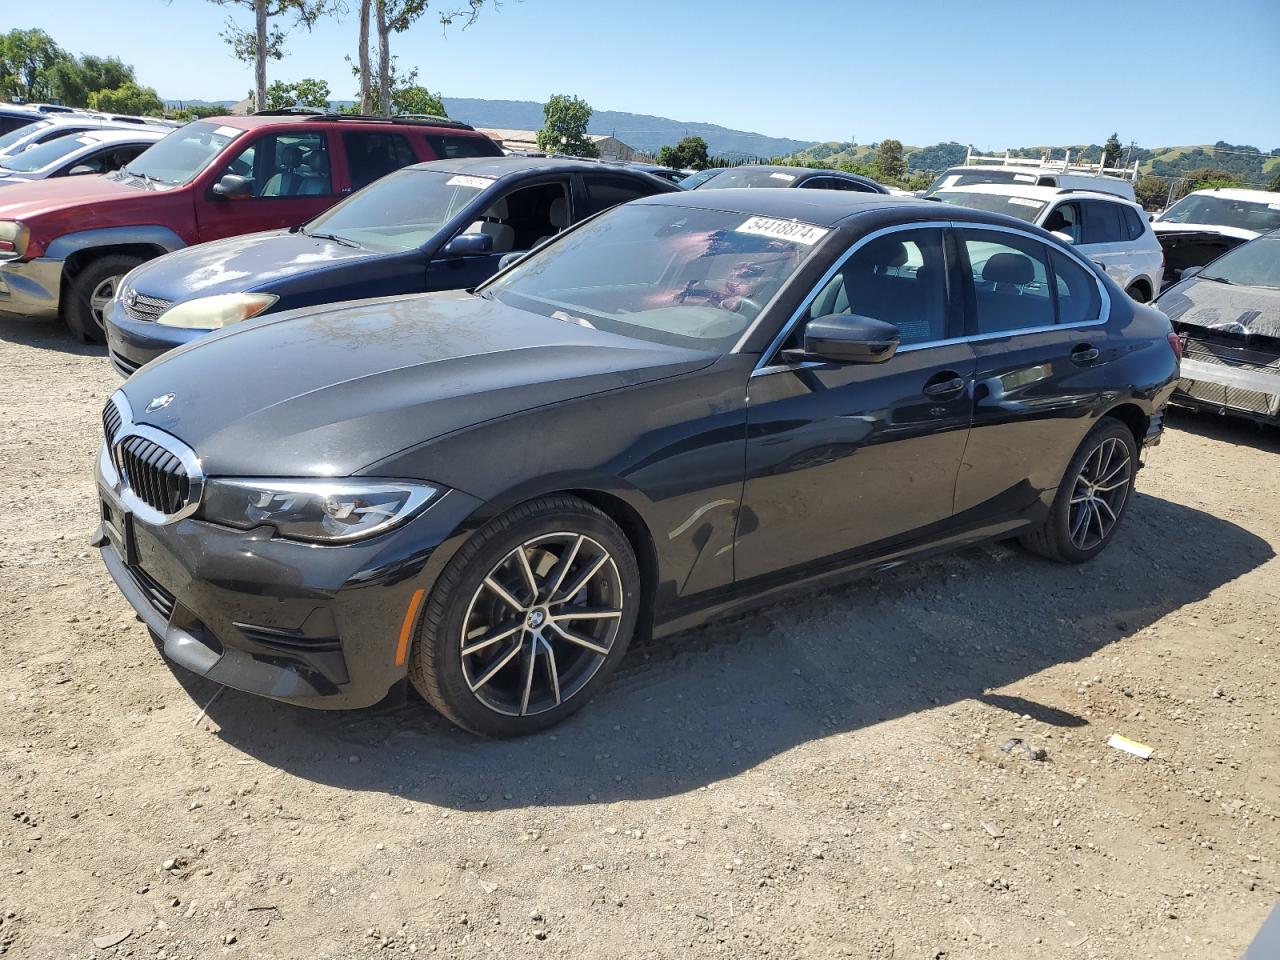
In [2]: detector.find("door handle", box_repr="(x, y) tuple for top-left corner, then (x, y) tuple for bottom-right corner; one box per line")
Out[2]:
(922, 374), (967, 399)
(1071, 344), (1100, 365)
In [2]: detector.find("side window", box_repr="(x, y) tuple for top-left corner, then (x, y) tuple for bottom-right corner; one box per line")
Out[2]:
(1120, 205), (1147, 241)
(463, 182), (569, 252)
(342, 131), (416, 191)
(221, 132), (332, 198)
(37, 125), (90, 145)
(0, 116), (31, 135)
(806, 229), (948, 345)
(1081, 200), (1125, 244)
(1050, 250), (1103, 326)
(582, 176), (652, 215)
(960, 229), (1055, 334)
(1042, 202), (1083, 244)
(424, 134), (503, 159)
(798, 177), (832, 190)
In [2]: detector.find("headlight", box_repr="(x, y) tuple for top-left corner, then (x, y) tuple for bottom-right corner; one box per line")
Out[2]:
(155, 292), (278, 329)
(0, 220), (29, 259)
(201, 478), (440, 543)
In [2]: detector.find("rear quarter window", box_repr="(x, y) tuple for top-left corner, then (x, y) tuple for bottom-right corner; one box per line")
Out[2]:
(424, 134), (503, 160)
(1121, 205), (1147, 241)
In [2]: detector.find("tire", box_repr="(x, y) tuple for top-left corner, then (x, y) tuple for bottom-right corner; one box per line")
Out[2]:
(1019, 418), (1138, 564)
(65, 254), (144, 343)
(409, 495), (641, 737)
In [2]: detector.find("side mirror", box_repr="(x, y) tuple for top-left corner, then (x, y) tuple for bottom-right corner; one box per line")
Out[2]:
(212, 174), (253, 199)
(441, 232), (494, 258)
(789, 314), (900, 364)
(497, 251), (524, 271)
(1051, 230), (1074, 245)
(68, 164), (96, 176)
(1178, 265), (1203, 281)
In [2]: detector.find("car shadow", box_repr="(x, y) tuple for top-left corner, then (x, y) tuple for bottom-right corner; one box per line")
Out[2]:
(0, 312), (103, 356)
(1166, 407), (1280, 453)
(173, 491), (1271, 809)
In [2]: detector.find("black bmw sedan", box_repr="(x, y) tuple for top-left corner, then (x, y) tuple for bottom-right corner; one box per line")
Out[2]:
(94, 189), (1180, 736)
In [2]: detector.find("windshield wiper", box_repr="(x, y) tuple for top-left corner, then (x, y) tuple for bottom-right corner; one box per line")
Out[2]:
(1201, 275), (1233, 285)
(303, 230), (360, 248)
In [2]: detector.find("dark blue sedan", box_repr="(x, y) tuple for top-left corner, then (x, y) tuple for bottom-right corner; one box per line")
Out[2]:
(105, 156), (678, 375)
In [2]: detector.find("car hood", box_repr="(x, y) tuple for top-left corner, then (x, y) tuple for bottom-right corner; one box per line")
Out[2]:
(1158, 276), (1280, 338)
(126, 230), (387, 301)
(0, 172), (153, 219)
(1153, 221), (1261, 242)
(120, 290), (717, 478)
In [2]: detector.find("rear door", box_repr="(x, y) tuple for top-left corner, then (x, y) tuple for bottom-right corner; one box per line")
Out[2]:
(1077, 198), (1135, 287)
(736, 225), (976, 580)
(336, 129), (418, 196)
(195, 127), (339, 242)
(952, 226), (1114, 524)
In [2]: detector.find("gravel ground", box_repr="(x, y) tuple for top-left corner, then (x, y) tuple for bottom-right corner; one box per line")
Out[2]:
(1, 316), (1277, 960)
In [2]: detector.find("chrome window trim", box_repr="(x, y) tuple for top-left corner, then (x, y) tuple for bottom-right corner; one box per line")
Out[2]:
(749, 219), (1111, 377)
(102, 389), (205, 526)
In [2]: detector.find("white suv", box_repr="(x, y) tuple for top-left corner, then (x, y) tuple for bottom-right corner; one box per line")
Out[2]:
(923, 165), (1136, 201)
(932, 184), (1163, 302)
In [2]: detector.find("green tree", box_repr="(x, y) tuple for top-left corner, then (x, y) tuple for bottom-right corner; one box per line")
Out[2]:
(49, 55), (135, 108)
(207, 0), (332, 111)
(537, 94), (598, 158)
(657, 136), (710, 171)
(367, 0), (487, 116)
(88, 82), (165, 116)
(1184, 166), (1244, 191)
(1134, 175), (1169, 212)
(265, 77), (331, 110)
(392, 84), (446, 116)
(1102, 132), (1122, 169)
(1268, 169), (1280, 192)
(874, 138), (905, 182)
(0, 28), (70, 102)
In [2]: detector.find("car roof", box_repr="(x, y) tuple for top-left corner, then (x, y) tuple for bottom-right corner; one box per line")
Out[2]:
(74, 128), (168, 145)
(1184, 187), (1280, 203)
(211, 112), (483, 133)
(634, 188), (970, 227)
(937, 183), (1138, 206)
(405, 155), (671, 180)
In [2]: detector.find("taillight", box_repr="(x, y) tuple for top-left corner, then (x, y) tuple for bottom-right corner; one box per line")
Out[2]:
(1166, 331), (1183, 361)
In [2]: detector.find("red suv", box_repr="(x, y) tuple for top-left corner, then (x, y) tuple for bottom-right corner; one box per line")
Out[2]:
(0, 111), (501, 341)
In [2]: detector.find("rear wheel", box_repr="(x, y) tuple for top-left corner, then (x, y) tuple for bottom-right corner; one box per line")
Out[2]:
(65, 254), (143, 343)
(1020, 418), (1138, 563)
(409, 495), (640, 737)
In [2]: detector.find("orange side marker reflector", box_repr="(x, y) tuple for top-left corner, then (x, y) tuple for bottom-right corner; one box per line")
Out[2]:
(394, 588), (426, 666)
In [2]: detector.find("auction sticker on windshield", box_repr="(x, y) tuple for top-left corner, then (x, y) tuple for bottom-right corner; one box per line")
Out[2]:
(446, 174), (495, 189)
(213, 126), (242, 140)
(1007, 197), (1042, 208)
(737, 216), (829, 245)
(769, 172), (796, 182)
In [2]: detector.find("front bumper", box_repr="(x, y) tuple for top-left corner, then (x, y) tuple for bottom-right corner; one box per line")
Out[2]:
(95, 455), (483, 709)
(104, 297), (205, 377)
(1172, 353), (1280, 424)
(0, 257), (63, 320)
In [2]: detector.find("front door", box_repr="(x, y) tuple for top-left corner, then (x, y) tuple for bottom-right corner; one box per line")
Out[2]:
(736, 226), (975, 581)
(195, 129), (340, 242)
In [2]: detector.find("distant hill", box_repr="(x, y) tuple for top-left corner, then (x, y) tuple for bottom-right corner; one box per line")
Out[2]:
(441, 98), (814, 158)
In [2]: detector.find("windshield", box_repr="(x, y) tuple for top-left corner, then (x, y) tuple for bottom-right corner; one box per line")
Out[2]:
(0, 133), (94, 173)
(1200, 235), (1280, 289)
(1157, 193), (1280, 234)
(924, 168), (1041, 197)
(119, 120), (240, 186)
(0, 119), (50, 155)
(679, 168), (723, 190)
(304, 169), (493, 252)
(933, 190), (1047, 223)
(483, 203), (827, 351)
(691, 167), (805, 189)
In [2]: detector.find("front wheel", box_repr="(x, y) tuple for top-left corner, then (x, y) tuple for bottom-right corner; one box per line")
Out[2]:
(409, 495), (641, 737)
(65, 254), (144, 343)
(1020, 418), (1138, 563)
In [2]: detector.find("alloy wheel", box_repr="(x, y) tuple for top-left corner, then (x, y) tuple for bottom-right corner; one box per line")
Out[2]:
(89, 275), (122, 334)
(1067, 436), (1132, 551)
(460, 532), (624, 717)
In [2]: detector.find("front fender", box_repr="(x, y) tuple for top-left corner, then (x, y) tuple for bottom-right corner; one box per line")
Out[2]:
(45, 225), (186, 261)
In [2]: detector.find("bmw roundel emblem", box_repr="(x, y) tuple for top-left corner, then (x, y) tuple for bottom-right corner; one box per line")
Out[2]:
(146, 393), (175, 413)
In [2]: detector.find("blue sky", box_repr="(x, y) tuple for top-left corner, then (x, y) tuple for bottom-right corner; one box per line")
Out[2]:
(10, 0), (1280, 148)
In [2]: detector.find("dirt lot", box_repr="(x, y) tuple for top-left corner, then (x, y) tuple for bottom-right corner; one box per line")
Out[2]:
(0, 316), (1277, 960)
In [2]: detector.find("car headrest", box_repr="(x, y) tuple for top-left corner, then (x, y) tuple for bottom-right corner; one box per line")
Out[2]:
(548, 196), (569, 228)
(482, 196), (508, 219)
(279, 144), (305, 167)
(884, 242), (909, 268)
(983, 252), (1034, 286)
